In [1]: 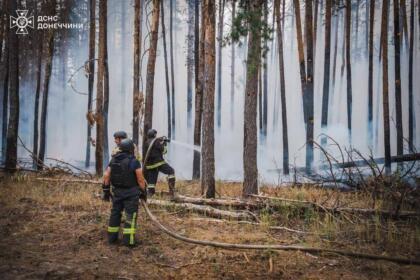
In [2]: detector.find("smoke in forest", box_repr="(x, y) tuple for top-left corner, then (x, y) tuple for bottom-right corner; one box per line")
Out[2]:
(1, 0), (419, 183)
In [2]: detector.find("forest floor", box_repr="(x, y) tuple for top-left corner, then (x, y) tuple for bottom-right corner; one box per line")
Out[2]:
(0, 172), (419, 279)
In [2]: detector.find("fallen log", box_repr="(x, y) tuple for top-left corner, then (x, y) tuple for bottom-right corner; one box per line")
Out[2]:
(173, 194), (260, 210)
(141, 200), (420, 266)
(35, 178), (101, 184)
(191, 218), (310, 234)
(148, 199), (255, 221)
(251, 194), (419, 219)
(269, 153), (420, 173)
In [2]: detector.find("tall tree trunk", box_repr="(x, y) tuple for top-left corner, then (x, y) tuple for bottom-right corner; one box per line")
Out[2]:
(408, 0), (414, 150)
(1, 0), (9, 163)
(170, 0), (176, 138)
(161, 0), (171, 139)
(368, 0), (375, 145)
(243, 0), (263, 197)
(133, 0), (143, 146)
(201, 0), (216, 198)
(393, 0), (403, 156)
(293, 0), (307, 122)
(230, 0), (236, 129)
(193, 0), (203, 180)
(103, 0), (110, 168)
(142, 0), (160, 155)
(275, 0), (289, 175)
(33, 35), (43, 168)
(258, 66), (262, 135)
(95, 0), (106, 175)
(262, 0), (268, 139)
(345, 0), (353, 140)
(313, 0), (319, 50)
(216, 0), (225, 129)
(321, 0), (332, 147)
(5, 0), (19, 172)
(37, 31), (54, 171)
(381, 0), (391, 174)
(332, 1), (339, 87)
(305, 0), (315, 174)
(86, 0), (96, 167)
(400, 0), (408, 45)
(355, 0), (360, 51)
(187, 0), (194, 129)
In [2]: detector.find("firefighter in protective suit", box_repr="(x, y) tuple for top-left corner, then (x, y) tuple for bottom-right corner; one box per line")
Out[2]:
(102, 139), (147, 246)
(143, 129), (176, 198)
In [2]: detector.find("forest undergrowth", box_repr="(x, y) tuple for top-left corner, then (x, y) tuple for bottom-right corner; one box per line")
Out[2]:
(0, 172), (419, 279)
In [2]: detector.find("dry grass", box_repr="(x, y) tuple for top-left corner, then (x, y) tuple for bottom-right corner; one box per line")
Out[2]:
(0, 173), (419, 279)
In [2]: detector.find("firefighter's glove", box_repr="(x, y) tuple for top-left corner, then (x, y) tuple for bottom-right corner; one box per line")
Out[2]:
(102, 184), (111, 202)
(139, 188), (147, 202)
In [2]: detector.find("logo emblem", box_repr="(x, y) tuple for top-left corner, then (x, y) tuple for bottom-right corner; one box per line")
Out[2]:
(10, 10), (34, 34)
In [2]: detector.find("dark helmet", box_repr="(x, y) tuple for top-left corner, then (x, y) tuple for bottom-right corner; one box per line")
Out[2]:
(147, 128), (157, 139)
(119, 139), (134, 153)
(113, 130), (128, 139)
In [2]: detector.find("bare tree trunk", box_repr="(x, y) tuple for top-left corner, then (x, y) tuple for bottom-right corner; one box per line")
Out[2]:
(187, 0), (195, 129)
(33, 35), (43, 168)
(201, 0), (216, 198)
(368, 0), (375, 145)
(393, 0), (403, 156)
(400, 0), (408, 45)
(38, 31), (54, 170)
(193, 0), (203, 180)
(133, 0), (143, 146)
(86, 0), (95, 167)
(258, 66), (262, 135)
(313, 0), (319, 50)
(305, 0), (315, 174)
(381, 0), (391, 174)
(142, 0), (160, 155)
(170, 0), (176, 138)
(1, 0), (10, 165)
(243, 0), (262, 197)
(293, 0), (307, 122)
(321, 0), (332, 147)
(216, 0), (225, 129)
(95, 0), (106, 175)
(275, 0), (289, 175)
(103, 0), (110, 168)
(161, 0), (171, 138)
(262, 0), (268, 139)
(230, 0), (236, 129)
(408, 0), (414, 150)
(332, 1), (339, 87)
(355, 0), (360, 51)
(345, 0), (353, 140)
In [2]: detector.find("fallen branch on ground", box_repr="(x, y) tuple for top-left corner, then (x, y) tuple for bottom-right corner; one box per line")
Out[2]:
(141, 200), (420, 266)
(148, 199), (255, 221)
(251, 194), (419, 219)
(35, 178), (101, 184)
(191, 217), (309, 234)
(173, 194), (260, 210)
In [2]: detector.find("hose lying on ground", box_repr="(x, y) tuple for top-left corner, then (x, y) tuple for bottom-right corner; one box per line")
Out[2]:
(141, 200), (420, 266)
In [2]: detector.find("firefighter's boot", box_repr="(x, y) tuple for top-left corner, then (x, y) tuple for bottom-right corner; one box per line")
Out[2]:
(168, 175), (176, 199)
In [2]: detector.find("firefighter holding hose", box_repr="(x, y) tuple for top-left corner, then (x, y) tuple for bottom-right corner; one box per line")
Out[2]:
(143, 129), (176, 198)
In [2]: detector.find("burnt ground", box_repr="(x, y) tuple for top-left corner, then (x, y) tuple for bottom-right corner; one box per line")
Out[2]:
(0, 175), (419, 279)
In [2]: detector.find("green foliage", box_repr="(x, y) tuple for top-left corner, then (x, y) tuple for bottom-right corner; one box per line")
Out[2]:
(224, 0), (273, 58)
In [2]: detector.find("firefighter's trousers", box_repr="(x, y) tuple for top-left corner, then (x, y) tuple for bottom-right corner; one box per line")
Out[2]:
(144, 163), (175, 196)
(107, 186), (140, 246)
